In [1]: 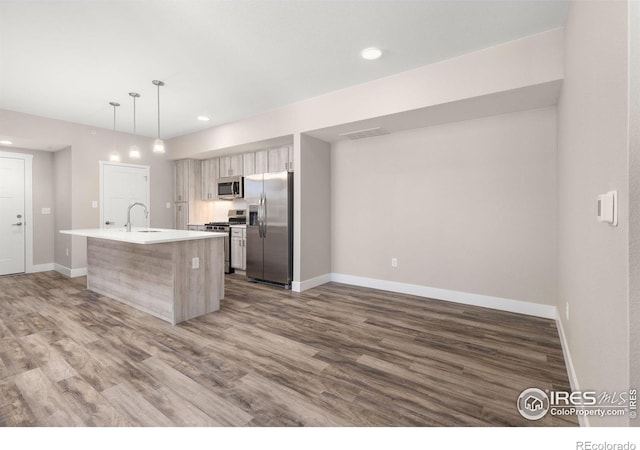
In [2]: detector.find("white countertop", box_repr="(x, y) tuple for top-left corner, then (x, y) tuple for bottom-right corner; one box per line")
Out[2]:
(60, 227), (227, 245)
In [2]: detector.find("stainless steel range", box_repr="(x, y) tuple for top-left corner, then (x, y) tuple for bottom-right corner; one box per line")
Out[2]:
(204, 209), (246, 274)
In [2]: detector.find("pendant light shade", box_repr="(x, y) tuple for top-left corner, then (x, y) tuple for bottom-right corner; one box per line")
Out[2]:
(109, 101), (121, 162)
(129, 92), (141, 159)
(152, 80), (165, 154)
(153, 138), (164, 153)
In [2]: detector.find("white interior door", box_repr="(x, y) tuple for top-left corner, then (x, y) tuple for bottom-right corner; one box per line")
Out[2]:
(0, 157), (25, 275)
(100, 162), (150, 229)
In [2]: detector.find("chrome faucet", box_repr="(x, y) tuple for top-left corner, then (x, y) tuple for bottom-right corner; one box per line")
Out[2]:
(125, 202), (149, 232)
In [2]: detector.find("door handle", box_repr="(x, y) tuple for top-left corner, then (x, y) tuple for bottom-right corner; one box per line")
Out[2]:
(258, 194), (264, 237)
(12, 222), (23, 226)
(105, 221), (114, 225)
(262, 196), (266, 237)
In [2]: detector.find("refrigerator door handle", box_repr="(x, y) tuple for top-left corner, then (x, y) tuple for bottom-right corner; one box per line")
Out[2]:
(258, 194), (264, 237)
(257, 196), (261, 237)
(262, 196), (267, 237)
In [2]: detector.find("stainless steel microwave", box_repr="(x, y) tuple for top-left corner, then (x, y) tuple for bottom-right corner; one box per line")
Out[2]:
(217, 176), (243, 200)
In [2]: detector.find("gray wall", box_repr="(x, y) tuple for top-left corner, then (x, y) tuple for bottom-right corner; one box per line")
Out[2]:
(299, 135), (331, 281)
(3, 146), (55, 266)
(69, 131), (174, 269)
(331, 107), (558, 306)
(54, 147), (72, 268)
(630, 0), (640, 427)
(557, 1), (629, 426)
(0, 109), (176, 271)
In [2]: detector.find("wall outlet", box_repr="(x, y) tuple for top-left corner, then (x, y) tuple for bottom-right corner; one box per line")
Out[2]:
(41, 207), (51, 214)
(192, 257), (199, 269)
(391, 257), (398, 268)
(565, 302), (570, 321)
(92, 200), (98, 208)
(65, 248), (69, 257)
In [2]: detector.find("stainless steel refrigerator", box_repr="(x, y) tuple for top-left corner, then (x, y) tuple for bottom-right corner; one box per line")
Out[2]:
(245, 171), (293, 287)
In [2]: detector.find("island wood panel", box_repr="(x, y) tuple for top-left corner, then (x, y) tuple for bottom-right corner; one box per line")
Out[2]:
(173, 237), (224, 324)
(87, 238), (175, 322)
(87, 237), (223, 324)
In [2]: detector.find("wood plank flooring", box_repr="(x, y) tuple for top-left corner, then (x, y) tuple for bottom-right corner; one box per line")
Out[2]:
(0, 271), (577, 426)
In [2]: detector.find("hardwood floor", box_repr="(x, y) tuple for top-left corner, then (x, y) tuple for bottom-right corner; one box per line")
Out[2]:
(0, 271), (577, 426)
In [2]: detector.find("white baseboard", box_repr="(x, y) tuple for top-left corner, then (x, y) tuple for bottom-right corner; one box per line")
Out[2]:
(330, 273), (557, 319)
(292, 273), (332, 293)
(28, 263), (54, 273)
(555, 310), (588, 427)
(54, 264), (87, 278)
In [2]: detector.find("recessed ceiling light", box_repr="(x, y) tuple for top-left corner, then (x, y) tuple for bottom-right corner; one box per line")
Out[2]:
(197, 116), (210, 122)
(0, 140), (12, 145)
(361, 47), (382, 60)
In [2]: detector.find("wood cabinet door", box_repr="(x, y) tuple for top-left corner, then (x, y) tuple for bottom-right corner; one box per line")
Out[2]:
(230, 155), (243, 177)
(219, 155), (243, 177)
(243, 153), (256, 176)
(268, 146), (290, 173)
(231, 236), (243, 269)
(255, 150), (268, 174)
(200, 159), (218, 200)
(174, 160), (189, 202)
(175, 203), (189, 230)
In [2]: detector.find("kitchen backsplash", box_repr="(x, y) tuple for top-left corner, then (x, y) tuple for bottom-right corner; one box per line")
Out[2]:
(208, 198), (247, 222)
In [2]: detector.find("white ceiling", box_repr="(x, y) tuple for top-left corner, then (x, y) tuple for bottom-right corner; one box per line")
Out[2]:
(0, 0), (567, 141)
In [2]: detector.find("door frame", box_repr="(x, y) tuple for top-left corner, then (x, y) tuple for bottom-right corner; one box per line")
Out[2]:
(0, 151), (33, 273)
(99, 161), (151, 229)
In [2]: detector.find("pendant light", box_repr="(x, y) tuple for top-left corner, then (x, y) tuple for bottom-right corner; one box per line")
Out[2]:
(152, 80), (165, 154)
(128, 92), (141, 159)
(109, 101), (121, 162)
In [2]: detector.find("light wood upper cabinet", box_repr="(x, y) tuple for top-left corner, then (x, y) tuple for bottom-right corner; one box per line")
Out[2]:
(200, 158), (218, 201)
(174, 159), (200, 202)
(219, 154), (243, 178)
(174, 159), (202, 229)
(255, 150), (268, 174)
(267, 146), (293, 172)
(174, 160), (189, 202)
(243, 153), (256, 176)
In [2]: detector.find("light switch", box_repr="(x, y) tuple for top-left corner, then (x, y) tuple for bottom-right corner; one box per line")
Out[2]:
(92, 200), (98, 208)
(192, 257), (200, 269)
(597, 190), (617, 226)
(166, 202), (171, 209)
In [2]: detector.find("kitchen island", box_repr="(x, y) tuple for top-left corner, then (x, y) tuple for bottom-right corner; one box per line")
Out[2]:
(60, 228), (227, 324)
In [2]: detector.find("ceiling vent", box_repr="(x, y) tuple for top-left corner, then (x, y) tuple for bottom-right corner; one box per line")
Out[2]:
(338, 126), (390, 140)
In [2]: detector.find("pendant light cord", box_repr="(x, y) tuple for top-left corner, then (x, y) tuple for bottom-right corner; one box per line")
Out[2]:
(133, 96), (136, 135)
(157, 82), (161, 140)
